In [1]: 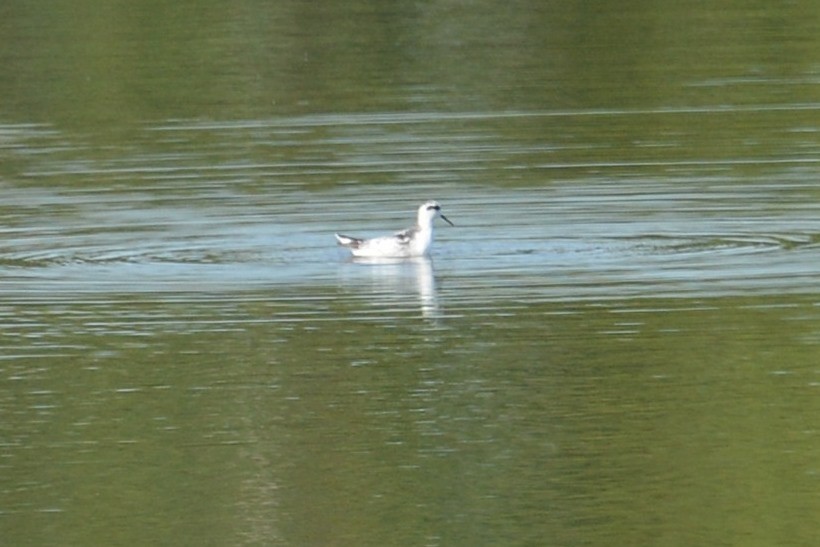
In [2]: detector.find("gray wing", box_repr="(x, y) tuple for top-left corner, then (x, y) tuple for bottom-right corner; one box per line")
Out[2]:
(393, 226), (417, 245)
(335, 233), (363, 248)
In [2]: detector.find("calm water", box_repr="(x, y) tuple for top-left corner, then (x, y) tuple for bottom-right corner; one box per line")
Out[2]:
(2, 2), (820, 545)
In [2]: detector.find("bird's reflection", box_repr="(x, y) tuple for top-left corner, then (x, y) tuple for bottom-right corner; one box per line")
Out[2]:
(341, 256), (441, 320)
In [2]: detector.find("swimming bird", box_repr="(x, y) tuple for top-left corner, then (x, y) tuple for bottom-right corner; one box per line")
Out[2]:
(335, 200), (454, 258)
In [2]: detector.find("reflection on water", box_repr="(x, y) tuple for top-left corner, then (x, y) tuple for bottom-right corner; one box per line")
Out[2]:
(339, 256), (441, 320)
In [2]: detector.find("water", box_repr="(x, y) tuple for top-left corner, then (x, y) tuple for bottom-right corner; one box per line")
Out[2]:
(2, 2), (820, 545)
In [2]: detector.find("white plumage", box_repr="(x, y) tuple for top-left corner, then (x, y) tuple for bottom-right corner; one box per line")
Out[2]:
(335, 200), (454, 258)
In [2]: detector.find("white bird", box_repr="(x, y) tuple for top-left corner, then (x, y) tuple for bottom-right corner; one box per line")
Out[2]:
(335, 200), (454, 258)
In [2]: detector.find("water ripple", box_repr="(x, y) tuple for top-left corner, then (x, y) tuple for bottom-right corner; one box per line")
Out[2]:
(2, 111), (819, 305)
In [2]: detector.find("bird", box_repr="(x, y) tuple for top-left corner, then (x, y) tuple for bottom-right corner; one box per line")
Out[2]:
(335, 200), (454, 258)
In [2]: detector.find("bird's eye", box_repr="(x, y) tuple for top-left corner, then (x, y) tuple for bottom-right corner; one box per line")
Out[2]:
(427, 205), (440, 211)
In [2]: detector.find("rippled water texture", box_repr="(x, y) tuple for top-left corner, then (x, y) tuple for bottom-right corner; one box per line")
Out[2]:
(2, 1), (820, 545)
(3, 110), (818, 300)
